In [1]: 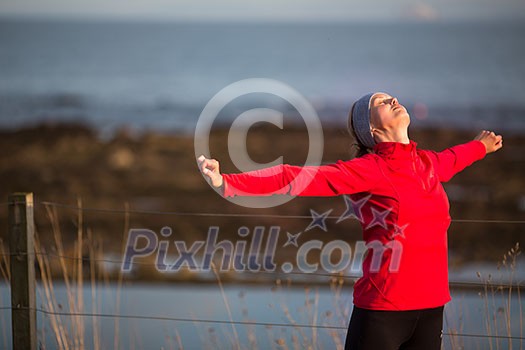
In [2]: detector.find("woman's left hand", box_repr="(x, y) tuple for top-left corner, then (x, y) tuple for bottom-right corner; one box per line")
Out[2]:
(474, 130), (503, 154)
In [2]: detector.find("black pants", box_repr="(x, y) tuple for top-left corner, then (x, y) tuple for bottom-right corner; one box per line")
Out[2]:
(344, 305), (444, 350)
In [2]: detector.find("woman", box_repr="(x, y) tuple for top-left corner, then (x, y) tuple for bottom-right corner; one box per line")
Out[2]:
(198, 92), (503, 349)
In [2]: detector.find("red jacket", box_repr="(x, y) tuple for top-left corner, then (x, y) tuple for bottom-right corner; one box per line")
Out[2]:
(222, 140), (486, 310)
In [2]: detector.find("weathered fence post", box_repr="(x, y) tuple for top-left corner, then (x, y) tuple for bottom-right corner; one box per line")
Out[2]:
(8, 193), (37, 350)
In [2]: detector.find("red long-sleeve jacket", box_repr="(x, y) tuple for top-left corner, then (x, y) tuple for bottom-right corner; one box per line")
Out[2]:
(222, 140), (487, 310)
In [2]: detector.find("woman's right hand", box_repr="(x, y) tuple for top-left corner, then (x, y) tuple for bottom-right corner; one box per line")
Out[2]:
(474, 130), (503, 154)
(197, 155), (224, 189)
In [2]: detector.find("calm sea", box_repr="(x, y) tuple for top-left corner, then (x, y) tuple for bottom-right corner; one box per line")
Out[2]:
(0, 19), (524, 134)
(1, 280), (523, 349)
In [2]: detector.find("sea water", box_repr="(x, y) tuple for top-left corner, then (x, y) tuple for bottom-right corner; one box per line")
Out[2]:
(0, 278), (523, 349)
(0, 19), (524, 134)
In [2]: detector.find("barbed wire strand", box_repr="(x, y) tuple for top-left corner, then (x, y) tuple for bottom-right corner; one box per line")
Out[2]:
(2, 201), (524, 342)
(1, 251), (523, 289)
(31, 201), (525, 224)
(0, 306), (523, 340)
(1, 200), (523, 223)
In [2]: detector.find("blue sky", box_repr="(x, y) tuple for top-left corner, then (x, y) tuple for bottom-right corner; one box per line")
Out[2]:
(1, 0), (524, 22)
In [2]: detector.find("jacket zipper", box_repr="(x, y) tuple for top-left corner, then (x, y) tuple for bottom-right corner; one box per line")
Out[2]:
(412, 152), (427, 191)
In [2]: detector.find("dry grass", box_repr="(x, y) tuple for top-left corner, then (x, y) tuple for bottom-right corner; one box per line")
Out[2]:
(0, 203), (523, 349)
(445, 243), (523, 350)
(0, 200), (128, 349)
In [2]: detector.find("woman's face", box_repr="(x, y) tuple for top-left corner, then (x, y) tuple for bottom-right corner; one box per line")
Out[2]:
(369, 92), (410, 131)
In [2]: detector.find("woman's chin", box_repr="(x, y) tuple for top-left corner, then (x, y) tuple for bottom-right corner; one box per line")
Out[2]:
(394, 112), (411, 124)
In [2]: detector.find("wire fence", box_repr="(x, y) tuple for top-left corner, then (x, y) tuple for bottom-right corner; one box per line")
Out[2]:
(1, 251), (524, 290)
(2, 198), (523, 288)
(2, 198), (525, 345)
(1, 199), (524, 288)
(2, 200), (524, 223)
(34, 200), (525, 224)
(0, 305), (523, 341)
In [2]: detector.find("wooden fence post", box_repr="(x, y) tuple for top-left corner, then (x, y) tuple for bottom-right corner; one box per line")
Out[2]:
(8, 193), (37, 350)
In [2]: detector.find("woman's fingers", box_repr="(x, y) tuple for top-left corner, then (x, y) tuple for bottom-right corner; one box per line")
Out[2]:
(474, 130), (490, 140)
(474, 130), (503, 154)
(197, 155), (224, 188)
(198, 157), (217, 174)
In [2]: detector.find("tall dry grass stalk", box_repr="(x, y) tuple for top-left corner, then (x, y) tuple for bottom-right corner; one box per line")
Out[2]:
(113, 201), (129, 350)
(87, 228), (100, 350)
(237, 290), (257, 349)
(273, 278), (309, 347)
(327, 273), (350, 348)
(35, 225), (69, 349)
(75, 198), (85, 349)
(29, 200), (127, 349)
(40, 202), (84, 349)
(269, 275), (348, 350)
(211, 262), (240, 350)
(476, 242), (522, 350)
(501, 243), (521, 350)
(0, 237), (11, 350)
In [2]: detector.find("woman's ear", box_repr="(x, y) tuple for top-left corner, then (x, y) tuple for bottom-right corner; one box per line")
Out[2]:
(371, 128), (381, 142)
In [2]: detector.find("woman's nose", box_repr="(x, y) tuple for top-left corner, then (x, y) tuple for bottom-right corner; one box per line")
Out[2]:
(391, 97), (399, 105)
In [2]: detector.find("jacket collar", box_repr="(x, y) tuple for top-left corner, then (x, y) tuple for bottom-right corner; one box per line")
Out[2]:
(373, 140), (417, 160)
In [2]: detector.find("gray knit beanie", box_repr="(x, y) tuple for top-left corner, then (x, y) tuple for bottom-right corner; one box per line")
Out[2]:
(350, 92), (380, 149)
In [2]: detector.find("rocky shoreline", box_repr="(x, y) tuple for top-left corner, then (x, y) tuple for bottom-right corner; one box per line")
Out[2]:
(0, 122), (523, 282)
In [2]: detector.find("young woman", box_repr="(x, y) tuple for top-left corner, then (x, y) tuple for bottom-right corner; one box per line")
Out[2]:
(198, 92), (503, 349)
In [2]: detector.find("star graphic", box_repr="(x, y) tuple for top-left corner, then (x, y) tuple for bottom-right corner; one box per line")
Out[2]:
(365, 207), (392, 230)
(305, 209), (333, 232)
(283, 231), (301, 247)
(337, 195), (370, 224)
(390, 223), (408, 240)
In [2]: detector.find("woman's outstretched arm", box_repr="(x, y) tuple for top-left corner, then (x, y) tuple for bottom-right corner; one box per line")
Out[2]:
(197, 155), (381, 198)
(428, 130), (503, 182)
